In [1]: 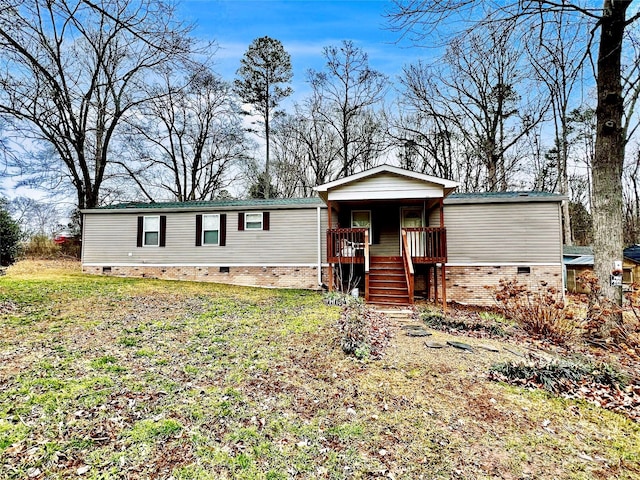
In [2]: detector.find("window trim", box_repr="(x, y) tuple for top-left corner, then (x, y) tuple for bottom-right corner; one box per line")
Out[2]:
(201, 213), (221, 246)
(351, 210), (372, 244)
(245, 212), (264, 230)
(143, 215), (160, 247)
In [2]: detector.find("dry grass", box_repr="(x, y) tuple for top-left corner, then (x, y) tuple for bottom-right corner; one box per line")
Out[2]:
(1, 260), (639, 479)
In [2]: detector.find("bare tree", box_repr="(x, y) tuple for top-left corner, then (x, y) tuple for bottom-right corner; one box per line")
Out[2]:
(568, 105), (597, 212)
(120, 67), (250, 201)
(8, 196), (61, 237)
(527, 11), (588, 245)
(624, 147), (640, 244)
(393, 80), (482, 189)
(270, 96), (346, 197)
(390, 110), (459, 181)
(307, 40), (389, 177)
(390, 0), (640, 305)
(0, 0), (196, 210)
(270, 113), (312, 197)
(234, 36), (293, 199)
(399, 23), (547, 191)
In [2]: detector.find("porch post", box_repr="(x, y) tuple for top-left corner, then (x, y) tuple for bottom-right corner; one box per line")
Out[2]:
(327, 201), (333, 292)
(434, 265), (438, 303)
(441, 263), (447, 313)
(439, 198), (446, 312)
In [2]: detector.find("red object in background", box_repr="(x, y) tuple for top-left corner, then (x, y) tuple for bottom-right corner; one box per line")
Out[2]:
(53, 235), (70, 244)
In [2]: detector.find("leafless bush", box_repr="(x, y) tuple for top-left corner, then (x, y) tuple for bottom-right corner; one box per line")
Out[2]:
(336, 298), (392, 360)
(494, 278), (576, 344)
(22, 235), (61, 259)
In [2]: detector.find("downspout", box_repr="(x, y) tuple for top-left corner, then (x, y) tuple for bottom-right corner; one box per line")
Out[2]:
(317, 206), (322, 287)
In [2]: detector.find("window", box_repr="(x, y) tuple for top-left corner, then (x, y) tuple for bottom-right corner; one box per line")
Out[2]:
(351, 210), (372, 244)
(245, 212), (263, 230)
(238, 212), (270, 231)
(195, 214), (226, 246)
(143, 216), (160, 246)
(137, 215), (166, 247)
(517, 266), (531, 274)
(202, 214), (220, 245)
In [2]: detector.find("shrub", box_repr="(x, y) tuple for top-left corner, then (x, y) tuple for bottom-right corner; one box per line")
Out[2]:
(0, 201), (21, 266)
(336, 297), (392, 360)
(622, 286), (640, 352)
(324, 290), (351, 306)
(489, 357), (627, 394)
(577, 271), (638, 350)
(419, 306), (506, 337)
(494, 278), (575, 344)
(22, 234), (61, 259)
(58, 237), (81, 258)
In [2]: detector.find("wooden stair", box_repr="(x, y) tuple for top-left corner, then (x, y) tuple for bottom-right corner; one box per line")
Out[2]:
(367, 256), (411, 305)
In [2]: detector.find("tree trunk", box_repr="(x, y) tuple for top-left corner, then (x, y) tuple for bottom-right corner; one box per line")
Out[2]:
(592, 0), (628, 307)
(264, 97), (271, 199)
(560, 128), (572, 245)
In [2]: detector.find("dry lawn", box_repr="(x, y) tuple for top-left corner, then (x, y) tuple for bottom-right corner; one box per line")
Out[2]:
(0, 260), (639, 479)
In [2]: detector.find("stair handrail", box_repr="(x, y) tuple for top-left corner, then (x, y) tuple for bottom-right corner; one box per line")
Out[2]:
(401, 229), (414, 304)
(364, 230), (370, 301)
(363, 230), (370, 273)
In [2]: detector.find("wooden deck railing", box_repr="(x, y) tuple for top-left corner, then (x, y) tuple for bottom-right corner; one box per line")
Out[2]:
(401, 230), (415, 304)
(327, 228), (368, 264)
(402, 227), (447, 263)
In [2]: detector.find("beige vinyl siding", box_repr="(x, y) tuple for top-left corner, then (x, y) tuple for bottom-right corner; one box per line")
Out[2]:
(328, 173), (444, 201)
(371, 206), (400, 256)
(83, 207), (326, 265)
(320, 207), (330, 264)
(432, 202), (562, 264)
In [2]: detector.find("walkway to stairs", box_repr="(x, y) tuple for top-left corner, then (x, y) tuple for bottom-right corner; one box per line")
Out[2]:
(368, 256), (410, 305)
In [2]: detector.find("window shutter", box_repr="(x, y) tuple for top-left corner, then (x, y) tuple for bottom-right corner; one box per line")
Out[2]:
(195, 214), (202, 247)
(220, 214), (227, 246)
(136, 216), (143, 247)
(263, 212), (270, 231)
(159, 215), (167, 247)
(238, 212), (245, 231)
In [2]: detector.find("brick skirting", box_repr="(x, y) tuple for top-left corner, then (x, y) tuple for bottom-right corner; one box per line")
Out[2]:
(83, 263), (562, 306)
(82, 265), (328, 290)
(443, 265), (563, 306)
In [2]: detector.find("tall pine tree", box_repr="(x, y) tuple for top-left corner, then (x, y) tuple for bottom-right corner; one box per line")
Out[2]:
(235, 37), (293, 199)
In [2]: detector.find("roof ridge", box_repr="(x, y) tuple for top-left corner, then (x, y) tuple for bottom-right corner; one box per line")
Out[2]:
(92, 196), (324, 210)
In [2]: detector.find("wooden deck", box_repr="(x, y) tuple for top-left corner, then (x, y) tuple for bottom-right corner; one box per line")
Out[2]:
(402, 227), (447, 264)
(327, 227), (447, 265)
(327, 228), (368, 264)
(327, 227), (447, 308)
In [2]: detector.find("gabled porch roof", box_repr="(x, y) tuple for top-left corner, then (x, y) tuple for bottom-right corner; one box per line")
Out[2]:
(314, 165), (459, 203)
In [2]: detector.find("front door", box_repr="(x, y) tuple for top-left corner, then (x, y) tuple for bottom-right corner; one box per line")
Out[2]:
(400, 207), (424, 256)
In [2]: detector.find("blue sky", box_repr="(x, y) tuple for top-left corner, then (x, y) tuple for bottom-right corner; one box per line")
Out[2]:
(179, 0), (428, 99)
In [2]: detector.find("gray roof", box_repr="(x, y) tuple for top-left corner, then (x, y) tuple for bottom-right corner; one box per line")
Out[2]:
(563, 245), (593, 257)
(84, 189), (565, 214)
(84, 197), (325, 213)
(446, 191), (565, 204)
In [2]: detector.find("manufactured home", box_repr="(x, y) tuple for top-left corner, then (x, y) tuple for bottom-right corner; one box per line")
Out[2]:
(81, 165), (565, 306)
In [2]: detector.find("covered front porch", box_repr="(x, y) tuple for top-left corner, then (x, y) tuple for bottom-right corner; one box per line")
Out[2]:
(315, 165), (458, 307)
